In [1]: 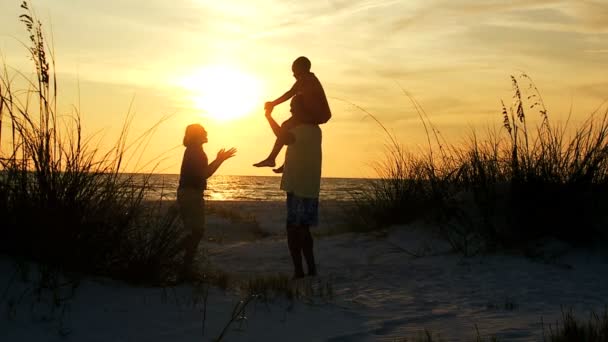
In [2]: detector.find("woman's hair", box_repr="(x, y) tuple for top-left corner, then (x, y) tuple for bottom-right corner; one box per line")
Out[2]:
(183, 123), (206, 147)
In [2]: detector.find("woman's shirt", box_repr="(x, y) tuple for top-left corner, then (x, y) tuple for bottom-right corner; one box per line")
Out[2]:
(280, 125), (322, 198)
(178, 146), (208, 191)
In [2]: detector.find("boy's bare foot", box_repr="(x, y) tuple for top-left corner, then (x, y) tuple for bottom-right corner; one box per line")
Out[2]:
(253, 158), (276, 168)
(272, 165), (284, 174)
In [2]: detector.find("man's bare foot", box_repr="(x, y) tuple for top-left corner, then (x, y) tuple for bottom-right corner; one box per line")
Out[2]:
(272, 165), (284, 174)
(253, 158), (276, 168)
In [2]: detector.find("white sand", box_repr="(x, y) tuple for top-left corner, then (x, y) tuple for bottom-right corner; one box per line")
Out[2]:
(2, 200), (608, 341)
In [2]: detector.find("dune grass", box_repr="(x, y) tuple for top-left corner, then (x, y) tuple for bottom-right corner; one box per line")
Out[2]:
(396, 308), (608, 341)
(353, 76), (608, 253)
(0, 1), (184, 285)
(543, 307), (608, 342)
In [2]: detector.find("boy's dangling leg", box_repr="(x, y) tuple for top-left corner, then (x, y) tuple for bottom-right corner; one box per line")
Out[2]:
(267, 137), (284, 162)
(254, 117), (295, 168)
(253, 138), (281, 167)
(272, 164), (285, 174)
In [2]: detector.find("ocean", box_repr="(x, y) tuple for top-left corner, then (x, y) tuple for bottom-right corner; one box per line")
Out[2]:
(143, 174), (369, 202)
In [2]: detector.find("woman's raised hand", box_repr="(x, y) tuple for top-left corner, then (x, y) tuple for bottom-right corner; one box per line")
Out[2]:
(217, 148), (237, 162)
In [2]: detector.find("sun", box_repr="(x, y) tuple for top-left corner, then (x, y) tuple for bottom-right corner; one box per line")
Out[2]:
(179, 65), (262, 121)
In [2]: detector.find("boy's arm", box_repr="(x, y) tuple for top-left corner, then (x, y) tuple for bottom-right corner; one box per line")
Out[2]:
(205, 148), (237, 179)
(266, 83), (298, 109)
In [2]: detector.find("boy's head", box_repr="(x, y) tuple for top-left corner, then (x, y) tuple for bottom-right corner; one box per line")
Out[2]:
(292, 56), (311, 78)
(183, 123), (207, 147)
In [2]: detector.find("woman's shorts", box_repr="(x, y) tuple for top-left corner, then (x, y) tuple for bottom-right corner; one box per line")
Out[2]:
(177, 188), (206, 234)
(286, 192), (319, 226)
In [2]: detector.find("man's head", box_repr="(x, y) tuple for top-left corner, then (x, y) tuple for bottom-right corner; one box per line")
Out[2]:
(292, 56), (311, 78)
(183, 123), (208, 147)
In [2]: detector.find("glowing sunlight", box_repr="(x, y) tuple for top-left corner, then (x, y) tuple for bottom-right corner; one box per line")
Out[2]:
(179, 65), (262, 121)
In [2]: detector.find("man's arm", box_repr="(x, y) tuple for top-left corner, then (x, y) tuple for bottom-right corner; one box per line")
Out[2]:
(265, 111), (295, 144)
(205, 148), (237, 179)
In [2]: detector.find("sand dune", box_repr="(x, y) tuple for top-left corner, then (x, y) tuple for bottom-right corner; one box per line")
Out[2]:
(2, 200), (607, 341)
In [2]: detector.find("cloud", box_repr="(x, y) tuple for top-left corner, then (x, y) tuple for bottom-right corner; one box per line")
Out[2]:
(384, 0), (608, 37)
(389, 0), (561, 33)
(570, 1), (608, 32)
(577, 82), (608, 101)
(585, 49), (608, 54)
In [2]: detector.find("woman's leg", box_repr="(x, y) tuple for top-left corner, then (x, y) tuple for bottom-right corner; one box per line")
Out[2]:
(181, 229), (203, 271)
(177, 189), (205, 278)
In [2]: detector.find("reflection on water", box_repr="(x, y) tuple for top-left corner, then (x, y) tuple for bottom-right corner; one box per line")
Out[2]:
(138, 174), (368, 202)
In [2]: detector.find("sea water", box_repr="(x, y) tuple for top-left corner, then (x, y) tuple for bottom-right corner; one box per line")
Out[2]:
(140, 174), (369, 201)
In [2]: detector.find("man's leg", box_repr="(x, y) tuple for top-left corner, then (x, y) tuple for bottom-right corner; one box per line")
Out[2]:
(287, 225), (305, 279)
(299, 226), (316, 276)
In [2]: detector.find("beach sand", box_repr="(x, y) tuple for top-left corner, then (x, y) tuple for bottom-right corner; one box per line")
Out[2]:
(2, 200), (608, 341)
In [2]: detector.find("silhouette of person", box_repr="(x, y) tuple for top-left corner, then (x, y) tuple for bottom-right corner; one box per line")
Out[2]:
(177, 124), (236, 279)
(262, 108), (322, 279)
(254, 56), (330, 173)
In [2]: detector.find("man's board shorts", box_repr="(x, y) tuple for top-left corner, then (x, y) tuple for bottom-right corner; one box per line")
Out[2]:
(286, 192), (319, 226)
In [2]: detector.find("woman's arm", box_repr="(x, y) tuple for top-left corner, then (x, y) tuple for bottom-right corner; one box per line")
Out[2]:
(205, 148), (237, 179)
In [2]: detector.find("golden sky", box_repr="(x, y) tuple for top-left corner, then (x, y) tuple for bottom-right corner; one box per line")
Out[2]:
(1, 0), (607, 178)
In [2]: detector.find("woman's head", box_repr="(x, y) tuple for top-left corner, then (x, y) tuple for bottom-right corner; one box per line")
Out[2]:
(183, 123), (207, 147)
(292, 56), (311, 78)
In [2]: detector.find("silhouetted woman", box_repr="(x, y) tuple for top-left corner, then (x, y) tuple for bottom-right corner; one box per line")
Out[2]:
(178, 124), (236, 278)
